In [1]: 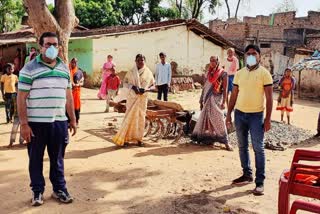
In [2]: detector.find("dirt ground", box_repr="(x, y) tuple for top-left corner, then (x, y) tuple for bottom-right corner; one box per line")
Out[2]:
(0, 88), (319, 214)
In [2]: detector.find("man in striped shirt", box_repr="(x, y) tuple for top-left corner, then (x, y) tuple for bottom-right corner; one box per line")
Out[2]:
(17, 32), (76, 206)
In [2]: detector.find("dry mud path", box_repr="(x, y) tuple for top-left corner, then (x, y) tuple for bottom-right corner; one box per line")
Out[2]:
(0, 88), (319, 214)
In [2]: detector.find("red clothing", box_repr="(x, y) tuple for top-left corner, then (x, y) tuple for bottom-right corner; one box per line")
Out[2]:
(105, 75), (121, 90)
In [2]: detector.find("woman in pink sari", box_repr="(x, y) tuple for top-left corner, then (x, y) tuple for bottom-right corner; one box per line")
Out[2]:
(98, 55), (115, 99)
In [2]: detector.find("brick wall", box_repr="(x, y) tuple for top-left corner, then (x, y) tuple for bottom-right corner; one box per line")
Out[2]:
(306, 36), (320, 50)
(209, 11), (320, 52)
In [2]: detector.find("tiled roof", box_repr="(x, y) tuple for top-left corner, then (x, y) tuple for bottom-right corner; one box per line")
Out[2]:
(0, 19), (242, 54)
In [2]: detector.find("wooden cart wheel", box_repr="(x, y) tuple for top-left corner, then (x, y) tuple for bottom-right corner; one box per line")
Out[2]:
(144, 118), (151, 137)
(151, 119), (161, 135)
(172, 120), (184, 143)
(155, 118), (165, 141)
(161, 117), (172, 137)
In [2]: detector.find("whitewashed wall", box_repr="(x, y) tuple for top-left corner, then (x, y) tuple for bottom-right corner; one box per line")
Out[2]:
(92, 25), (228, 76)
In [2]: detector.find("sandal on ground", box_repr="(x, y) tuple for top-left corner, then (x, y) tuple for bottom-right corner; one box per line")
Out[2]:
(137, 141), (145, 147)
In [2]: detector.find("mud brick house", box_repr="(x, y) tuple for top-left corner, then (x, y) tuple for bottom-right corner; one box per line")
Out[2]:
(0, 19), (242, 87)
(209, 11), (320, 76)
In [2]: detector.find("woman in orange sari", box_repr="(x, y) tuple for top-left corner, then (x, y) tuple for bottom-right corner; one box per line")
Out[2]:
(69, 58), (84, 126)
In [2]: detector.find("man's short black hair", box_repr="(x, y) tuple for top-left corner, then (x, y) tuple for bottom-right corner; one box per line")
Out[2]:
(245, 44), (261, 54)
(159, 52), (166, 57)
(39, 32), (58, 46)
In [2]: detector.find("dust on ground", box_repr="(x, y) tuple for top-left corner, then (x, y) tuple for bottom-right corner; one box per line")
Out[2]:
(0, 88), (319, 214)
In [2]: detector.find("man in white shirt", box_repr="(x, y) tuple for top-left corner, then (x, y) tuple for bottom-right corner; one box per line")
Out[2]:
(155, 52), (172, 101)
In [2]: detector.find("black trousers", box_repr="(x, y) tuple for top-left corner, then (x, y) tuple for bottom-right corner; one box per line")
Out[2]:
(28, 121), (69, 193)
(157, 84), (169, 101)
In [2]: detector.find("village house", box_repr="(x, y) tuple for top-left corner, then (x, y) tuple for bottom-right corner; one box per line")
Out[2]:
(209, 11), (320, 72)
(0, 19), (241, 87)
(209, 11), (320, 99)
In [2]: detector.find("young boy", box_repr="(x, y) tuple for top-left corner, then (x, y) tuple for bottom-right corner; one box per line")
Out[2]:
(1, 63), (18, 123)
(276, 68), (296, 125)
(105, 66), (120, 113)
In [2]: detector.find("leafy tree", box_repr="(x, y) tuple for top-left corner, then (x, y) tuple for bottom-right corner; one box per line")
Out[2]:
(169, 0), (220, 20)
(114, 0), (145, 25)
(0, 0), (25, 33)
(143, 0), (179, 22)
(74, 0), (180, 27)
(74, 0), (120, 28)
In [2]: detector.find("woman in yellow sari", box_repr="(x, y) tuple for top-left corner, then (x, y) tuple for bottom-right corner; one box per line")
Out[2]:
(113, 54), (154, 147)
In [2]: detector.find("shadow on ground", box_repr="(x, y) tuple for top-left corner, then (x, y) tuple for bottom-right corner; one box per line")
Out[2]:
(134, 143), (224, 157)
(289, 137), (320, 149)
(83, 128), (117, 143)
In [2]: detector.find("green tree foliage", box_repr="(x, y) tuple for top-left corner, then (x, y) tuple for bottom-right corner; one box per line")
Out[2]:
(0, 0), (25, 33)
(74, 0), (181, 28)
(114, 0), (145, 25)
(143, 0), (179, 22)
(74, 0), (120, 28)
(169, 0), (220, 20)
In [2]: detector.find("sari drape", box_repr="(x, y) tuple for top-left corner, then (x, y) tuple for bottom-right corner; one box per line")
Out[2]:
(191, 71), (228, 144)
(112, 66), (154, 146)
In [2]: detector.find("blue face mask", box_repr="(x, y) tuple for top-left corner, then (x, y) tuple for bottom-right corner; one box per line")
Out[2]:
(45, 45), (58, 60)
(246, 55), (257, 67)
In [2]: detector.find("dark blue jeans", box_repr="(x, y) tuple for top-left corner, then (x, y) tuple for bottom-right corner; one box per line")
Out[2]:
(27, 121), (69, 193)
(234, 109), (265, 185)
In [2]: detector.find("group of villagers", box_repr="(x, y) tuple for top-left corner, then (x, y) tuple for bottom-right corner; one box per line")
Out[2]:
(94, 47), (298, 150)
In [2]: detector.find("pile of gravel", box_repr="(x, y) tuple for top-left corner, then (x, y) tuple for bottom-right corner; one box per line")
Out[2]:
(228, 121), (314, 150)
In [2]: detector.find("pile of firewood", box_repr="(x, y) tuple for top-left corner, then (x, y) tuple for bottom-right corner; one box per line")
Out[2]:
(171, 77), (194, 92)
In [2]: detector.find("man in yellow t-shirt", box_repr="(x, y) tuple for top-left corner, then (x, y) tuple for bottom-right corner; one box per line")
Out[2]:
(226, 44), (273, 196)
(1, 63), (18, 123)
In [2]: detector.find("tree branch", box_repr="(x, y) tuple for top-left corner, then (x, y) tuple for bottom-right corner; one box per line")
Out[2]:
(23, 0), (59, 37)
(235, 0), (241, 18)
(224, 0), (231, 19)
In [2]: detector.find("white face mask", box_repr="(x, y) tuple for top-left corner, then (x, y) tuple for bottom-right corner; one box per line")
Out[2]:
(246, 55), (257, 67)
(45, 45), (58, 60)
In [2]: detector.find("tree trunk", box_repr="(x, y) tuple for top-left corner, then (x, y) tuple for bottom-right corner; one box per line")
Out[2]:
(23, 0), (78, 62)
(191, 0), (198, 18)
(235, 0), (241, 19)
(224, 0), (231, 19)
(195, 0), (204, 19)
(176, 0), (183, 18)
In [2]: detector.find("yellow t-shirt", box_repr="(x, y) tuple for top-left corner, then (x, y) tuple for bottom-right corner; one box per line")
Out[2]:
(233, 66), (273, 113)
(1, 74), (18, 93)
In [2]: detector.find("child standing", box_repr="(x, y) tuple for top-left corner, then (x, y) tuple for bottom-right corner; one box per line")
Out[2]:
(69, 58), (84, 126)
(1, 63), (18, 123)
(105, 66), (121, 113)
(276, 68), (296, 125)
(98, 55), (115, 100)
